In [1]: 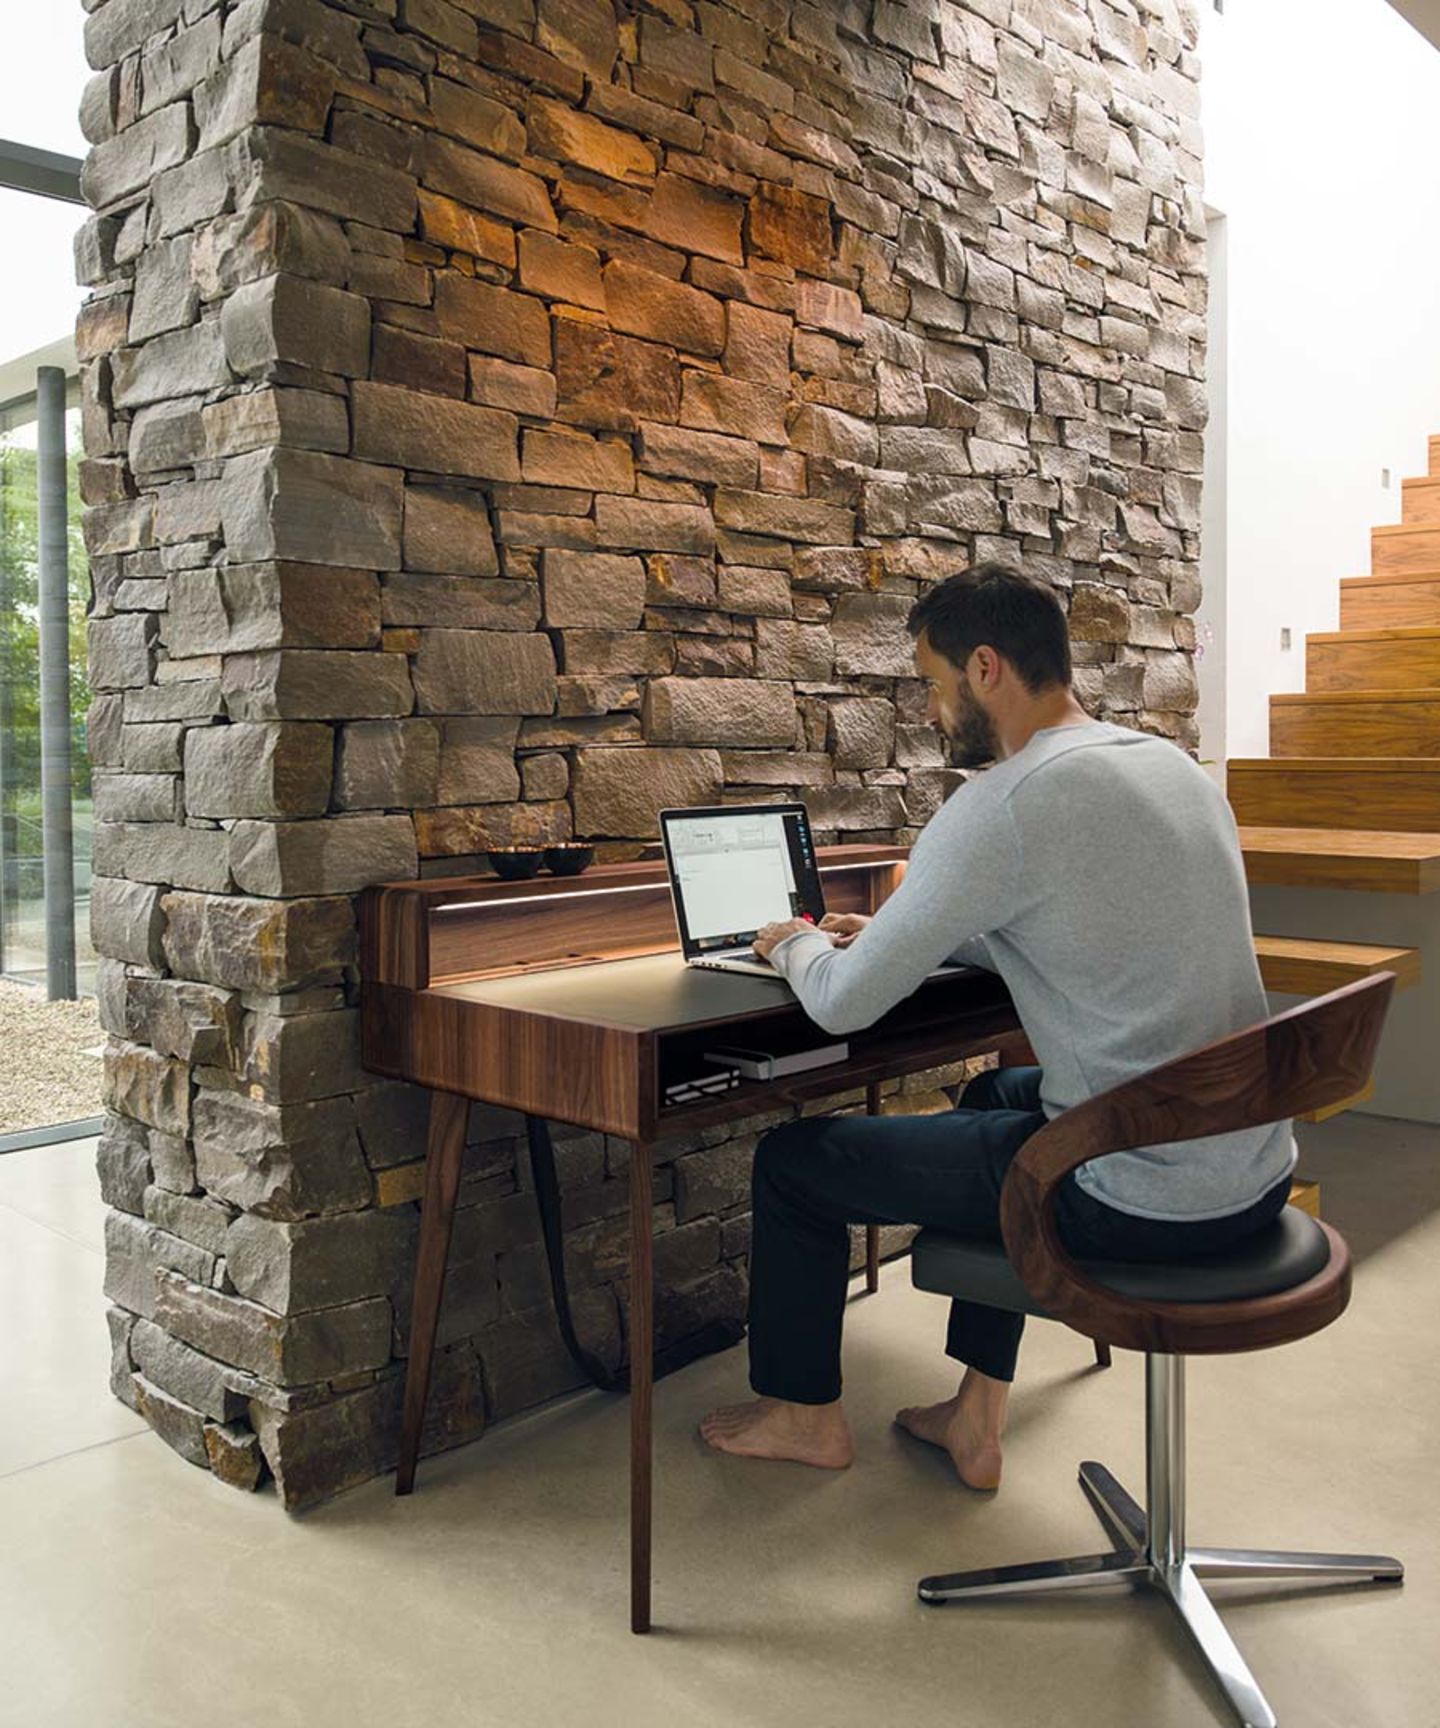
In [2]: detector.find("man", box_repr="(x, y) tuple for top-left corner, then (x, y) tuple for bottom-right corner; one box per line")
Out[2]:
(699, 564), (1294, 1489)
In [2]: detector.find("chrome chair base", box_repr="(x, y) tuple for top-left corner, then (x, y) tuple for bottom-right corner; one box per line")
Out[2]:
(919, 1458), (1403, 1728)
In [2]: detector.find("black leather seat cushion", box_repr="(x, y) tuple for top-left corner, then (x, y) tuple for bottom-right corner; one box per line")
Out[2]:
(910, 1208), (1331, 1317)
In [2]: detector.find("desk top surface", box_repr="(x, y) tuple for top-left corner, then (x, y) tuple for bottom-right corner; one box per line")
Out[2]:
(429, 951), (984, 1034)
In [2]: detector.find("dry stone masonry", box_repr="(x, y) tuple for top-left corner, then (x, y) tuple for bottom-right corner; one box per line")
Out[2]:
(81, 0), (1206, 1507)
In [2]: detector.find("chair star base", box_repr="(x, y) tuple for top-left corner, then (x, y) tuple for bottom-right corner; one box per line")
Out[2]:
(915, 1360), (1403, 1728)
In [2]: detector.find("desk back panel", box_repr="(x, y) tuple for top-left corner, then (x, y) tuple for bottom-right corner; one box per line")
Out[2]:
(360, 847), (909, 990)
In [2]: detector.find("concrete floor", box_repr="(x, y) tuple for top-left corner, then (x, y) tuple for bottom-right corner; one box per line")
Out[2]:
(1, 1118), (1436, 1728)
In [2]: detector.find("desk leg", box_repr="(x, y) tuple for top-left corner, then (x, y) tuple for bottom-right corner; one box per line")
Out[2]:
(396, 1089), (469, 1496)
(864, 1083), (882, 1294)
(630, 1135), (654, 1634)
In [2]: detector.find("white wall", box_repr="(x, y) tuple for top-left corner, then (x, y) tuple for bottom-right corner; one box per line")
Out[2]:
(1200, 0), (1440, 766)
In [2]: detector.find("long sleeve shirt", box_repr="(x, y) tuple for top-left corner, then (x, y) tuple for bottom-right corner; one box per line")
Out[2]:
(767, 720), (1296, 1221)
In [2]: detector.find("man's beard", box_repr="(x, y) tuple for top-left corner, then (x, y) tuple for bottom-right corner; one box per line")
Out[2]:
(945, 688), (999, 769)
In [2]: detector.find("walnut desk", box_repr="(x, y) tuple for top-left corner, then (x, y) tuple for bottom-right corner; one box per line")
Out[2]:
(359, 847), (1024, 1633)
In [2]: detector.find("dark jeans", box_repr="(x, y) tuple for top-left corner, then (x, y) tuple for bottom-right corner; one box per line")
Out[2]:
(747, 1066), (1293, 1401)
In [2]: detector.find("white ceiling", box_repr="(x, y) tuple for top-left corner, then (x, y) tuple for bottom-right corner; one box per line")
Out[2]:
(1387, 0), (1440, 50)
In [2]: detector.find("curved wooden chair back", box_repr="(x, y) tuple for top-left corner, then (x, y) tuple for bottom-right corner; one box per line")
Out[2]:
(999, 972), (1395, 1356)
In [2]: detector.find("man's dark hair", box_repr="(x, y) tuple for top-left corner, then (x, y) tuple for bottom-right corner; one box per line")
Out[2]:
(905, 563), (1072, 693)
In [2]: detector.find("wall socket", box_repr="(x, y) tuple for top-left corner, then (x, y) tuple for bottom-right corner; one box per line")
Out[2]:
(1280, 627), (1292, 650)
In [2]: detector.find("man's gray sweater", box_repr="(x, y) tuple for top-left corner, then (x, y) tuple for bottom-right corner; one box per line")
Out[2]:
(769, 720), (1295, 1220)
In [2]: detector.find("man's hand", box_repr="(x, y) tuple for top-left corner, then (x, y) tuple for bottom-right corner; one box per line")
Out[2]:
(818, 913), (870, 949)
(753, 917), (815, 961)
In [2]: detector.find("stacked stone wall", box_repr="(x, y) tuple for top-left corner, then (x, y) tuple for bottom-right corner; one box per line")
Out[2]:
(80, 0), (1205, 1506)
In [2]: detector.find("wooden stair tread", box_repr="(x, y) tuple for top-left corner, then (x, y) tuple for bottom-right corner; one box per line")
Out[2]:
(1230, 756), (1440, 772)
(1237, 825), (1440, 893)
(1271, 688), (1440, 704)
(1253, 934), (1419, 994)
(1309, 624), (1440, 642)
(1340, 571), (1440, 589)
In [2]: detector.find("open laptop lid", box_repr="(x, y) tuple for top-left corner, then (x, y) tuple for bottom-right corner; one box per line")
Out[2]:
(659, 803), (826, 959)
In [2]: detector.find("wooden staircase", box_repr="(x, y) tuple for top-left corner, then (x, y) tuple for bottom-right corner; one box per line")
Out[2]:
(1226, 435), (1440, 1132)
(1231, 432), (1440, 899)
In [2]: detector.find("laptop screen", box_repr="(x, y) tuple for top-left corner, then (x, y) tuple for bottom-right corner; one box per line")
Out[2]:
(661, 805), (825, 954)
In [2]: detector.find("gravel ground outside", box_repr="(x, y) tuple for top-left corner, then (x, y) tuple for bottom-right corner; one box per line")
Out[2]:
(0, 981), (103, 1134)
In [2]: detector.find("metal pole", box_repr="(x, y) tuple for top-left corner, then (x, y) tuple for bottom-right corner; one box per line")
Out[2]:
(36, 366), (75, 1000)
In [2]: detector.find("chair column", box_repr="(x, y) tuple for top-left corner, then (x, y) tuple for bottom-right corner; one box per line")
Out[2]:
(1145, 1353), (1186, 1569)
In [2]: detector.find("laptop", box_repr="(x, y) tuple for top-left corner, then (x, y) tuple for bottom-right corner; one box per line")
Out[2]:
(659, 803), (824, 978)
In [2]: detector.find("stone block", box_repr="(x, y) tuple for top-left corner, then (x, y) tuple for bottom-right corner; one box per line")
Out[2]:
(553, 315), (680, 430)
(191, 1090), (372, 1222)
(593, 495), (715, 554)
(541, 549), (645, 629)
(103, 1209), (217, 1321)
(516, 230), (604, 310)
(113, 822), (233, 894)
(335, 720), (440, 809)
(1069, 582), (1132, 642)
(97, 1114), (152, 1215)
(224, 1207), (417, 1312)
(557, 631), (675, 675)
(831, 593), (918, 677)
(352, 380), (520, 484)
(110, 320), (231, 409)
(169, 564), (380, 657)
(522, 427), (632, 493)
(752, 619), (835, 681)
(468, 356), (557, 418)
(221, 274), (370, 380)
(192, 202), (351, 301)
(423, 134), (556, 231)
(82, 102), (192, 207)
(716, 566), (791, 617)
(161, 892), (355, 992)
(129, 399), (205, 475)
(713, 490), (854, 546)
(104, 1041), (191, 1138)
(637, 422), (758, 489)
(724, 301), (792, 387)
(413, 799), (570, 857)
(403, 486), (499, 577)
(202, 388), (350, 459)
(679, 373), (788, 445)
(428, 76), (526, 158)
(205, 1422), (266, 1491)
(645, 678), (796, 747)
(133, 1373), (211, 1468)
(603, 260), (723, 357)
(572, 746), (721, 837)
(93, 773), (178, 824)
(237, 128), (416, 233)
(143, 1188), (235, 1260)
(829, 698), (896, 770)
(155, 1269), (391, 1386)
(130, 1319), (248, 1425)
(416, 189), (516, 266)
(221, 649), (413, 723)
(129, 235), (198, 343)
(127, 977), (243, 1067)
(412, 630), (557, 716)
(436, 718), (522, 804)
(184, 722), (333, 819)
(795, 279), (863, 342)
(90, 611), (160, 699)
(372, 324), (465, 399)
(229, 816), (418, 897)
(788, 404), (879, 466)
(221, 448), (403, 571)
(528, 94), (656, 183)
(149, 1129), (198, 1194)
(194, 33), (335, 150)
(644, 172), (742, 263)
(382, 573), (541, 633)
(673, 1136), (755, 1222)
(748, 183), (831, 274)
(90, 876), (166, 968)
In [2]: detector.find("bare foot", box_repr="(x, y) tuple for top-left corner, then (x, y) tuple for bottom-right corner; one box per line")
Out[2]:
(699, 1396), (854, 1468)
(895, 1379), (1007, 1491)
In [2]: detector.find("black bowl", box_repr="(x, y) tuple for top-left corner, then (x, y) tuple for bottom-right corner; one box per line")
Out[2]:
(543, 845), (594, 876)
(487, 848), (545, 880)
